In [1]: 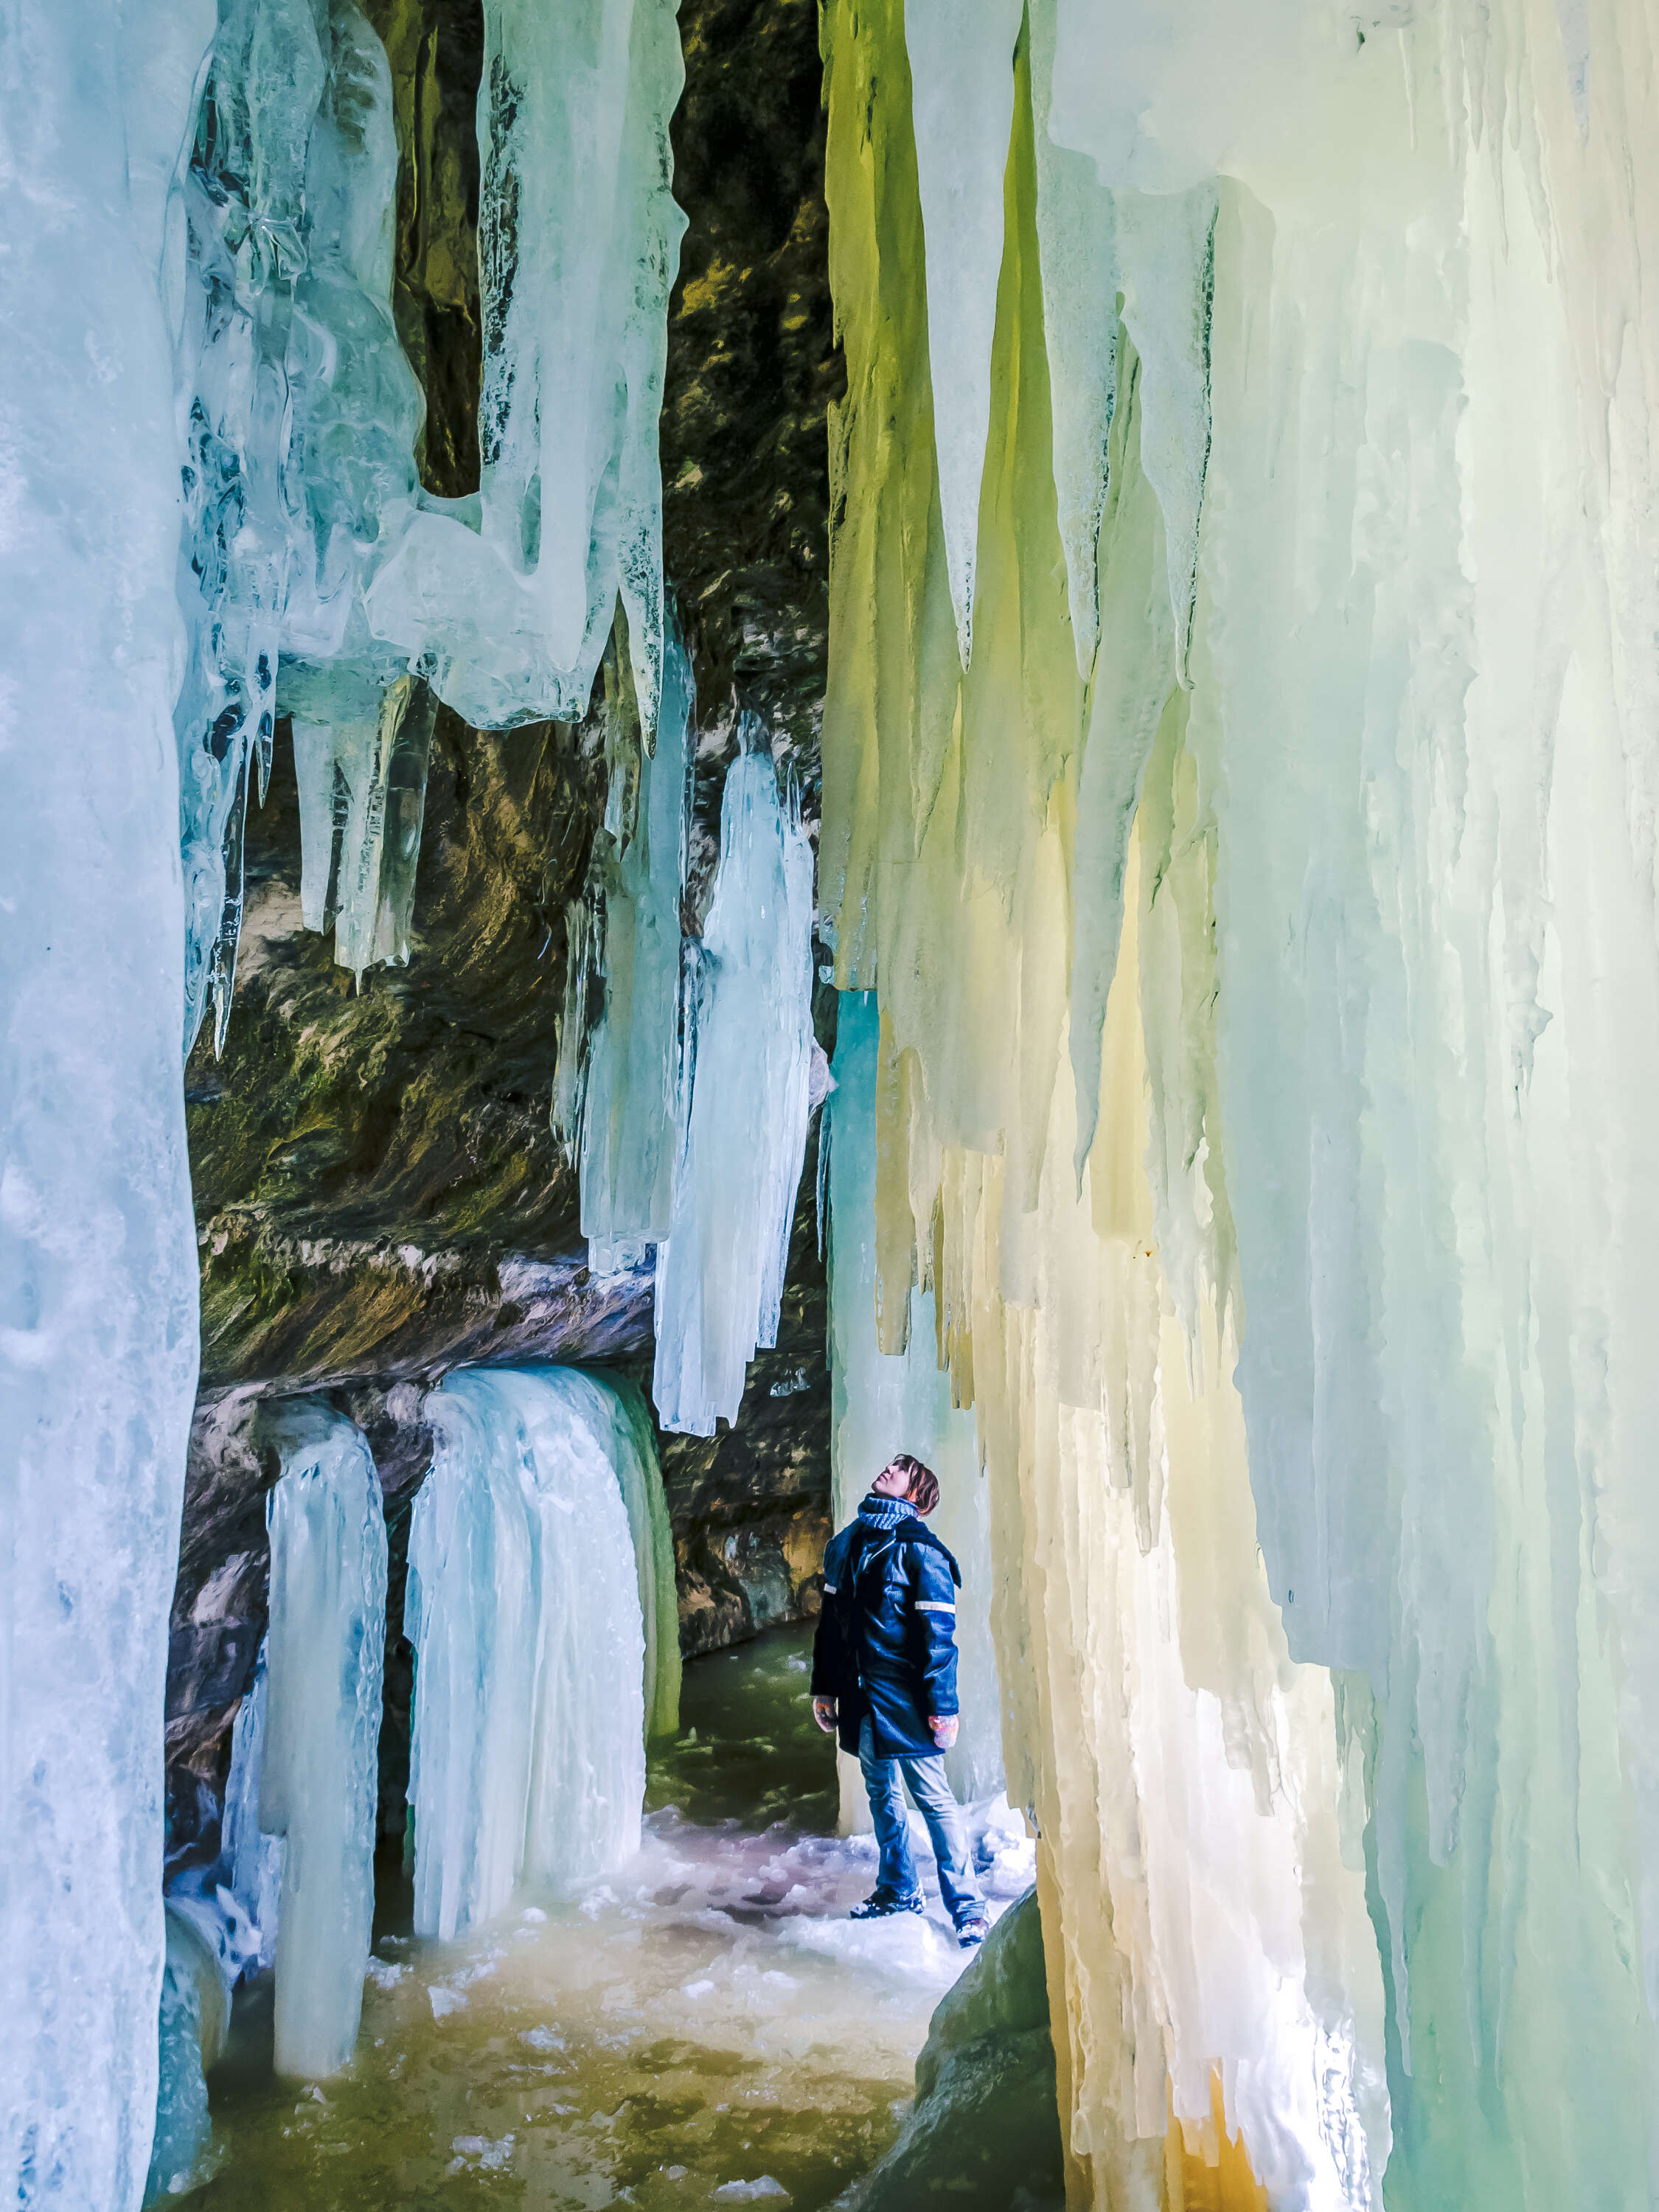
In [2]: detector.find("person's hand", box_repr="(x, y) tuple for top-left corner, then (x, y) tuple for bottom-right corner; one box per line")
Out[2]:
(928, 1714), (959, 1750)
(812, 1697), (838, 1734)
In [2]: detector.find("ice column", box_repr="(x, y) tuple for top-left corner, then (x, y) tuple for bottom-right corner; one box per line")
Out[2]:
(366, 0), (688, 733)
(554, 619), (694, 1270)
(405, 1366), (675, 1940)
(0, 8), (209, 2208)
(652, 733), (816, 1435)
(825, 995), (1003, 1815)
(257, 1401), (388, 2079)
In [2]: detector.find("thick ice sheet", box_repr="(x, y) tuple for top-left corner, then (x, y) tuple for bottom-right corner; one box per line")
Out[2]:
(0, 8), (209, 2205)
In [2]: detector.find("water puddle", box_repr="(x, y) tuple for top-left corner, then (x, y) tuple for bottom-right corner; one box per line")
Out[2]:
(192, 1624), (1034, 2209)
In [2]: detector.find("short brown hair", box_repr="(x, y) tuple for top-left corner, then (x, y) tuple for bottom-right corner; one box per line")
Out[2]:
(885, 1453), (939, 1514)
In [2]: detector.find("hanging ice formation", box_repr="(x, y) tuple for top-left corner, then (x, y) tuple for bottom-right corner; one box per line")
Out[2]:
(175, 0), (688, 1044)
(652, 731), (816, 1435)
(256, 1401), (388, 2079)
(821, 0), (1659, 2197)
(1, 9), (209, 2210)
(553, 614), (695, 1272)
(364, 0), (688, 735)
(404, 1366), (678, 1942)
(174, 0), (427, 1046)
(824, 995), (1004, 1818)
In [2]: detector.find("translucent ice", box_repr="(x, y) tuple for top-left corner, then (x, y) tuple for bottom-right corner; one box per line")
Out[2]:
(258, 1399), (388, 2079)
(554, 618), (694, 1272)
(365, 0), (688, 733)
(220, 1651), (285, 1972)
(652, 734), (816, 1435)
(0, 7), (208, 2205)
(406, 1366), (674, 1940)
(141, 1909), (229, 2207)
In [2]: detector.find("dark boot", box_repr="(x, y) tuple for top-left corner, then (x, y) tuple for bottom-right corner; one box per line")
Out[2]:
(849, 1887), (924, 1920)
(953, 1909), (990, 1949)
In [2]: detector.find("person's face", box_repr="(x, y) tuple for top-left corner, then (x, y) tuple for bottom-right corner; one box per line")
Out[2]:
(872, 1462), (911, 1500)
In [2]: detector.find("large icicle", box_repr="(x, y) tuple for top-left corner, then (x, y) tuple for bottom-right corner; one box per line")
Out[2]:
(825, 995), (1004, 1817)
(554, 617), (694, 1270)
(257, 1401), (387, 2080)
(0, 8), (209, 2207)
(902, 0), (1023, 669)
(651, 732), (816, 1435)
(365, 0), (688, 733)
(405, 1366), (674, 1940)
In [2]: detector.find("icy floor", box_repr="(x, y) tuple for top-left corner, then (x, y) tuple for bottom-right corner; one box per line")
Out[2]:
(191, 1624), (1034, 2210)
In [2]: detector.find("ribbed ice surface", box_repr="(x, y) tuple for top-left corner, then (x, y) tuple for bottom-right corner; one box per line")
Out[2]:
(652, 736), (815, 1435)
(406, 1366), (675, 1942)
(259, 1399), (388, 2080)
(819, 0), (1659, 2195)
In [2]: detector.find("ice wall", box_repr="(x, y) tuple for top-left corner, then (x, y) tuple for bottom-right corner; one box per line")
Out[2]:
(554, 616), (694, 1272)
(819, 0), (1659, 2199)
(652, 731), (816, 1435)
(824, 994), (1003, 1815)
(405, 1366), (675, 1940)
(0, 8), (209, 2208)
(258, 1400), (388, 2079)
(364, 0), (688, 734)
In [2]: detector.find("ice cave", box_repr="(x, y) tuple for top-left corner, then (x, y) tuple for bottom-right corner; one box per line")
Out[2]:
(4, 0), (1659, 2205)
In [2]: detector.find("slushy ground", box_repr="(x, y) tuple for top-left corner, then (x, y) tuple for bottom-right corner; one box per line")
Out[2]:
(190, 1623), (1035, 2210)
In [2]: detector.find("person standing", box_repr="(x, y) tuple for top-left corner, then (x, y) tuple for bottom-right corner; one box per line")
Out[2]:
(810, 1452), (990, 1948)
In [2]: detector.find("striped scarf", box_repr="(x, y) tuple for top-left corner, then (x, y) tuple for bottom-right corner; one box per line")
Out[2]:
(857, 1491), (917, 1531)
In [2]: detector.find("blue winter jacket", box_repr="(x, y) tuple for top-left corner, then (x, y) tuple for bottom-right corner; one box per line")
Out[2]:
(811, 1502), (963, 1758)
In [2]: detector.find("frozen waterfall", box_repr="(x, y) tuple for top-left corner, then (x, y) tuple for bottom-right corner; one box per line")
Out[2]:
(824, 994), (1003, 1817)
(257, 1401), (388, 2079)
(0, 8), (209, 2208)
(405, 1366), (678, 1942)
(652, 731), (816, 1435)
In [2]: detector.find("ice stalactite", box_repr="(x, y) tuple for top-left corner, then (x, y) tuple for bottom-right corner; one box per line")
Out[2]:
(651, 732), (816, 1436)
(553, 616), (695, 1272)
(365, 0), (688, 735)
(257, 1401), (387, 2079)
(821, 0), (1659, 2198)
(824, 993), (1003, 1818)
(173, 0), (424, 1047)
(405, 1366), (677, 1941)
(0, 7), (209, 2208)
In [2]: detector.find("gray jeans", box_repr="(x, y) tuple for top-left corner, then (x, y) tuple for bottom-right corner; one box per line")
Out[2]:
(858, 1714), (984, 1922)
